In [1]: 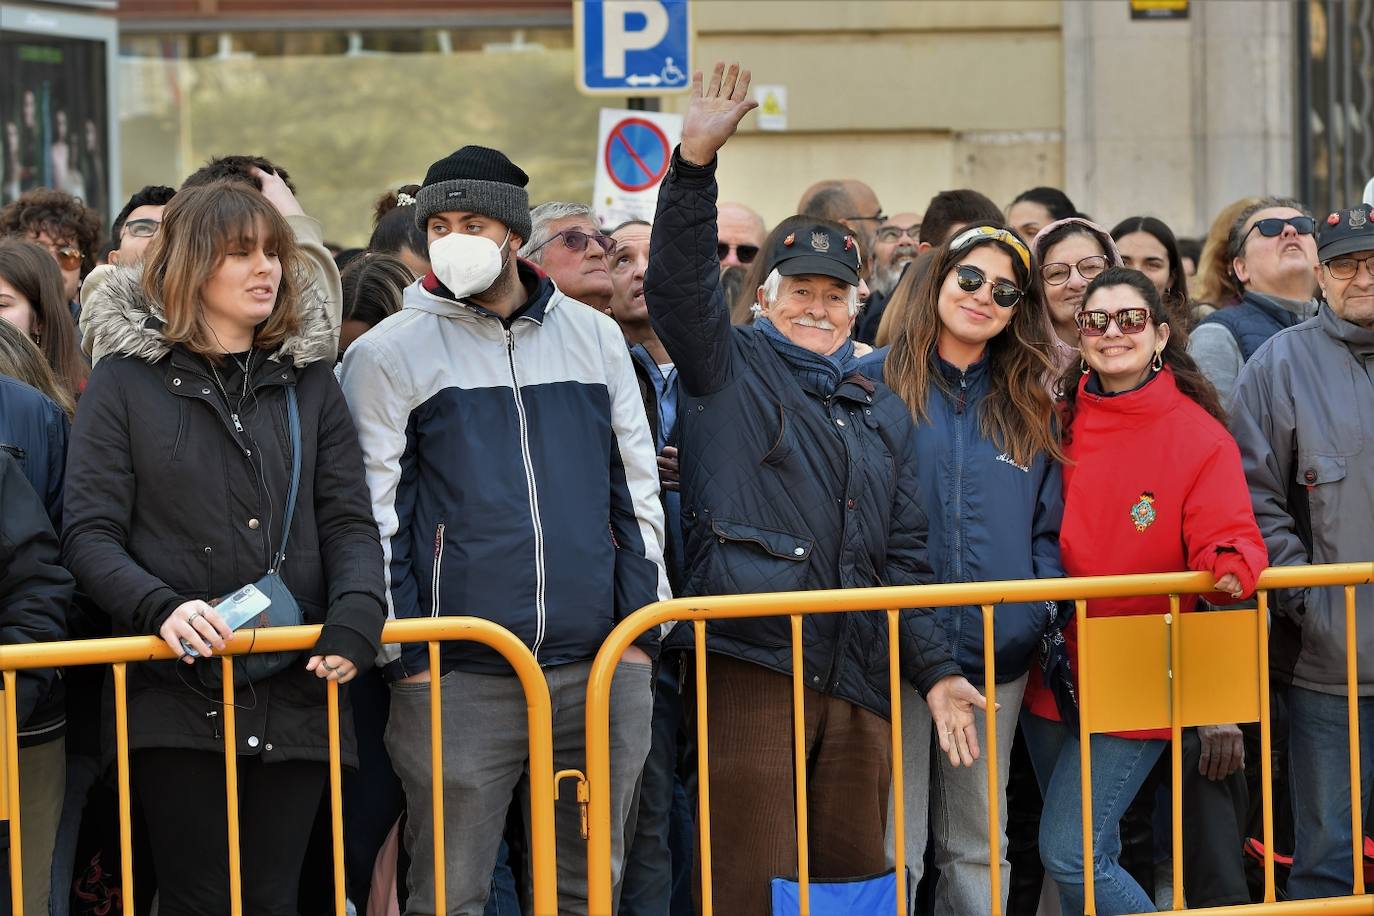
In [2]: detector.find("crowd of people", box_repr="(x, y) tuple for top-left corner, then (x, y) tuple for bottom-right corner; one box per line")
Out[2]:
(0, 59), (1370, 916)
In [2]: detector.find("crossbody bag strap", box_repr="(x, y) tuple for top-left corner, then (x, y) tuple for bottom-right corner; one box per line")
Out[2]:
(270, 385), (301, 574)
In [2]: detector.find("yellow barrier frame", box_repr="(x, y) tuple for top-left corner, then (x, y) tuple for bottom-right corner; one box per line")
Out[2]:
(0, 617), (559, 916)
(584, 563), (1374, 916)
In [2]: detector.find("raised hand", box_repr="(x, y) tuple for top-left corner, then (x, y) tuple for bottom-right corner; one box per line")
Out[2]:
(679, 62), (760, 167)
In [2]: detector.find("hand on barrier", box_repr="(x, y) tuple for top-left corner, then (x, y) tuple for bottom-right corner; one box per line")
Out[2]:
(679, 61), (760, 167)
(161, 599), (231, 663)
(1198, 723), (1245, 780)
(307, 654), (357, 684)
(926, 674), (990, 768)
(1214, 572), (1245, 599)
(251, 166), (304, 218)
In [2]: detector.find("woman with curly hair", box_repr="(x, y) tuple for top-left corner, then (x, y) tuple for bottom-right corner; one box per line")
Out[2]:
(0, 186), (103, 305)
(0, 238), (89, 401)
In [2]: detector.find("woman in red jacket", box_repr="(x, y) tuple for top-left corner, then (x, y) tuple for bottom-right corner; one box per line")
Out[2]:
(1022, 266), (1267, 914)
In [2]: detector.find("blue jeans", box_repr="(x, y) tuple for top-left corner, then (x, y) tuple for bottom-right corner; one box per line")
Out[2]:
(1021, 713), (1165, 915)
(1286, 685), (1374, 900)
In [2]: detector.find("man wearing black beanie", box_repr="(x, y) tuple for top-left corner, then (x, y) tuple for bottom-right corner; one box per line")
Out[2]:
(340, 145), (668, 915)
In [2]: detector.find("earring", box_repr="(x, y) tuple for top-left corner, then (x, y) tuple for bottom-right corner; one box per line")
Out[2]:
(1151, 350), (1164, 372)
(31, 332), (41, 347)
(1080, 358), (1091, 375)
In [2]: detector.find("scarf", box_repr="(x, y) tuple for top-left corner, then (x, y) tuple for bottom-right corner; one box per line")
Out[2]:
(755, 317), (859, 398)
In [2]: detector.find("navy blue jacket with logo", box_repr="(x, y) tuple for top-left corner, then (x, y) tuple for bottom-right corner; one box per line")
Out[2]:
(644, 150), (961, 720)
(859, 348), (1066, 684)
(339, 265), (669, 677)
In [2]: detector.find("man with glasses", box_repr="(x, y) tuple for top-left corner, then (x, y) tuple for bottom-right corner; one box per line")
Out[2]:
(341, 144), (666, 915)
(717, 201), (766, 267)
(1189, 196), (1319, 406)
(521, 201), (616, 313)
(106, 185), (175, 267)
(1230, 203), (1374, 900)
(798, 178), (886, 255)
(854, 210), (923, 344)
(0, 187), (101, 313)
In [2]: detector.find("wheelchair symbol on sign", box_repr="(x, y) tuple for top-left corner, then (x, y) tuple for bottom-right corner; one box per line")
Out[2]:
(660, 57), (686, 86)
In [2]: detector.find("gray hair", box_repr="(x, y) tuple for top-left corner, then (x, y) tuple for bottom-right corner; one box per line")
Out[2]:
(756, 268), (860, 318)
(521, 201), (599, 264)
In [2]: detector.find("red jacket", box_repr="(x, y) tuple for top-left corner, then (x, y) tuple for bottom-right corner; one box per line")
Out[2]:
(1025, 368), (1268, 738)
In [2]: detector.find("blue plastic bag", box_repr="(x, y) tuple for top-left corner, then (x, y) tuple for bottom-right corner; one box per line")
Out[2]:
(770, 868), (906, 915)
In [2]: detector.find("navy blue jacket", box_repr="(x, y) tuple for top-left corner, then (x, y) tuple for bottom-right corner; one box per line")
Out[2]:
(645, 150), (960, 719)
(0, 374), (68, 528)
(1199, 290), (1306, 361)
(860, 348), (1065, 683)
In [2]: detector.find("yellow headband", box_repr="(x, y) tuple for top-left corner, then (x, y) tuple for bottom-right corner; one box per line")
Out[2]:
(948, 225), (1032, 271)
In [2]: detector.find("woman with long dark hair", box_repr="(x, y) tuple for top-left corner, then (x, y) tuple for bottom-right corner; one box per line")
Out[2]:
(62, 181), (385, 915)
(1112, 215), (1190, 327)
(0, 238), (89, 402)
(1023, 267), (1267, 915)
(870, 221), (1066, 914)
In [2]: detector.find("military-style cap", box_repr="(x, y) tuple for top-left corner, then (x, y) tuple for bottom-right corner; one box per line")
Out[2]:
(1318, 203), (1374, 261)
(763, 223), (862, 286)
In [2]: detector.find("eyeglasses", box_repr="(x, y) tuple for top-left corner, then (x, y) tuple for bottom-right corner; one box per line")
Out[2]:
(1041, 255), (1108, 287)
(953, 265), (1023, 308)
(874, 224), (921, 243)
(717, 242), (759, 264)
(528, 229), (615, 257)
(122, 218), (160, 239)
(1075, 307), (1152, 336)
(1236, 215), (1316, 253)
(843, 210), (886, 223)
(1324, 253), (1374, 280)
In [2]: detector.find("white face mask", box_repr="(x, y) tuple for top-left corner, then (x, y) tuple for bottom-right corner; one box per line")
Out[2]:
(428, 229), (511, 299)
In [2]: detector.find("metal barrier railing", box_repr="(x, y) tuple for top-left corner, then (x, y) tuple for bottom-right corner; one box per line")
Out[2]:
(583, 563), (1374, 916)
(0, 617), (560, 916)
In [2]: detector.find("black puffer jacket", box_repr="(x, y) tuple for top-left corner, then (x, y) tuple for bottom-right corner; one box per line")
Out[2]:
(62, 268), (385, 766)
(645, 151), (960, 719)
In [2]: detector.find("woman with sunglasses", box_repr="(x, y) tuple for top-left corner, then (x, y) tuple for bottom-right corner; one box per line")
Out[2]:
(0, 186), (102, 305)
(866, 221), (1065, 915)
(1188, 197), (1319, 407)
(0, 238), (89, 403)
(1023, 267), (1267, 916)
(1031, 218), (1123, 380)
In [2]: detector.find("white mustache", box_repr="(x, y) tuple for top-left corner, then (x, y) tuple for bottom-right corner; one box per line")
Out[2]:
(795, 316), (836, 330)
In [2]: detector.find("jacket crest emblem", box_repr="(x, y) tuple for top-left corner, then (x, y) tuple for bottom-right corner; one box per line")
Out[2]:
(1130, 491), (1157, 532)
(810, 231), (831, 252)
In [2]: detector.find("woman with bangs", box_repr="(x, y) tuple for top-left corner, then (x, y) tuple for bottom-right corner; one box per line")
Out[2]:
(1022, 267), (1266, 915)
(861, 222), (1066, 915)
(62, 181), (385, 915)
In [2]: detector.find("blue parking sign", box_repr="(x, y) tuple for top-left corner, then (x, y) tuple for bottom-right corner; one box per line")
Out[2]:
(575, 0), (692, 96)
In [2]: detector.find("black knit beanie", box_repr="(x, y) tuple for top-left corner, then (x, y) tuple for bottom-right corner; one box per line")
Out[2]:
(415, 146), (532, 241)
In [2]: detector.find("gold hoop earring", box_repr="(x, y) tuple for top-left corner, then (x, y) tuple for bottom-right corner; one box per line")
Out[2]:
(1151, 350), (1164, 372)
(1080, 358), (1091, 376)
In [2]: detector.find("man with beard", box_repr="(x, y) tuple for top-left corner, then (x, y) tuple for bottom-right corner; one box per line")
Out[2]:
(855, 211), (922, 344)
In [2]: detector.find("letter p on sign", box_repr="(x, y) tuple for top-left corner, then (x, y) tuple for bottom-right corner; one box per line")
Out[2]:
(604, 1), (668, 78)
(576, 0), (692, 96)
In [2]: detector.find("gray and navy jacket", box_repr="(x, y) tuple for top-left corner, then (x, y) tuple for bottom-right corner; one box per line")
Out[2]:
(1230, 304), (1374, 695)
(339, 263), (670, 677)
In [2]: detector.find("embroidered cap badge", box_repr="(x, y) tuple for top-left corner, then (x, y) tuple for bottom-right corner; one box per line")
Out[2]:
(1351, 208), (1369, 229)
(1130, 491), (1157, 532)
(811, 231), (831, 252)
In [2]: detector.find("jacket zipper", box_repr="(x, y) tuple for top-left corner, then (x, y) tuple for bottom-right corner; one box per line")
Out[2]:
(506, 327), (548, 661)
(431, 523), (446, 617)
(950, 372), (968, 649)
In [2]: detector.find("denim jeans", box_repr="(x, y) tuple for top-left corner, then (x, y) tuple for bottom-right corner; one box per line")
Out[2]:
(1021, 713), (1165, 916)
(1286, 685), (1374, 900)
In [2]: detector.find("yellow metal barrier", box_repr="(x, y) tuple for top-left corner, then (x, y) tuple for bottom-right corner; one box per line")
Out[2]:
(584, 562), (1374, 916)
(0, 617), (559, 916)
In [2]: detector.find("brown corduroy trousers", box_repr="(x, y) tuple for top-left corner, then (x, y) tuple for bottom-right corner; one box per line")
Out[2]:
(691, 653), (893, 916)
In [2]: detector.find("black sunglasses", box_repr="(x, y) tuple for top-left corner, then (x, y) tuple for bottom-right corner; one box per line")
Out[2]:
(529, 229), (614, 257)
(717, 242), (759, 264)
(954, 265), (1023, 308)
(1237, 215), (1316, 253)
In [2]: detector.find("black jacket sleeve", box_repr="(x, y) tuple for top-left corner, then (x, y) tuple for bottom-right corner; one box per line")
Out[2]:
(644, 149), (736, 398)
(61, 359), (186, 634)
(304, 366), (386, 671)
(0, 453), (72, 725)
(882, 417), (960, 695)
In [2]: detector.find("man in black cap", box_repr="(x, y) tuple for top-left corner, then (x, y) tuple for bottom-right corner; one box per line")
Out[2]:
(340, 145), (668, 915)
(1231, 203), (1374, 902)
(643, 62), (987, 914)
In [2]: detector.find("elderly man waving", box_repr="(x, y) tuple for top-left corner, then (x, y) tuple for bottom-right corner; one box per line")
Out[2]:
(645, 62), (986, 914)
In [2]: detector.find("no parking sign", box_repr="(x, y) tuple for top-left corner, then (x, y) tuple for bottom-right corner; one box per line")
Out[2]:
(593, 108), (683, 227)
